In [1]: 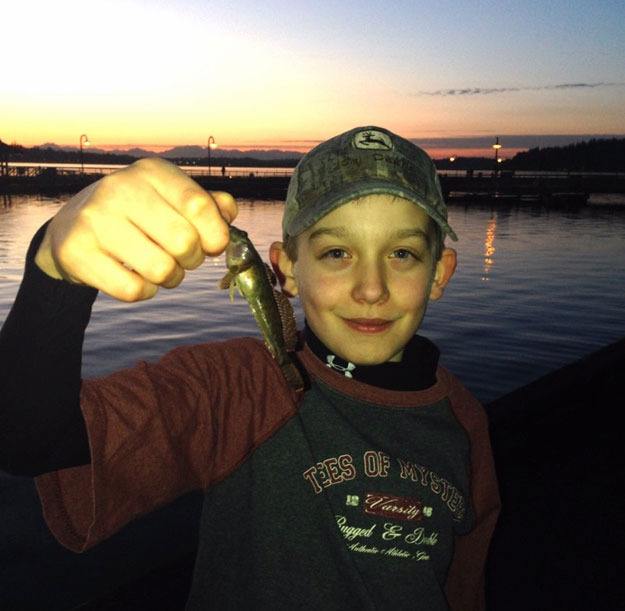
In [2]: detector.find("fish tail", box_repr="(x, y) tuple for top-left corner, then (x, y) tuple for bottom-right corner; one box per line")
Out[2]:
(281, 360), (305, 392)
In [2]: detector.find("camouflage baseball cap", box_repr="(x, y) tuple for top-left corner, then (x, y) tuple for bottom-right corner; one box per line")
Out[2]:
(283, 125), (457, 241)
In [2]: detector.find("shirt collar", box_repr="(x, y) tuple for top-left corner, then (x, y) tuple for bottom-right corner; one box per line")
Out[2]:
(303, 321), (440, 391)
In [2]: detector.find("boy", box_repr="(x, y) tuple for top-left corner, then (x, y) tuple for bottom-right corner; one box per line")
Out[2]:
(0, 126), (499, 610)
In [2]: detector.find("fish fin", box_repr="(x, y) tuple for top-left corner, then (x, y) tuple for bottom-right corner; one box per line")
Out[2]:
(264, 263), (277, 287)
(281, 360), (305, 392)
(274, 289), (298, 351)
(219, 271), (235, 290)
(218, 272), (238, 303)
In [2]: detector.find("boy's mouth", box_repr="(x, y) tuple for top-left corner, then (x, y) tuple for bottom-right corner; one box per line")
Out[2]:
(343, 318), (394, 334)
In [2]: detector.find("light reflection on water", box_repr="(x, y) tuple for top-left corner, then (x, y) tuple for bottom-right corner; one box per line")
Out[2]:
(481, 214), (497, 281)
(1, 194), (625, 403)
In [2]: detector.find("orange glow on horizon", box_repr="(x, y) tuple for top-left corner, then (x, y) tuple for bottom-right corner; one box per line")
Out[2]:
(5, 138), (526, 160)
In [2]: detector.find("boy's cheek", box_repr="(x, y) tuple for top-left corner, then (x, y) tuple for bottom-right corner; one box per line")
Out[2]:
(297, 273), (340, 303)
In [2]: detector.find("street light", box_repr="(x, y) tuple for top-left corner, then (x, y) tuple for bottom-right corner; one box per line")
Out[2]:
(79, 134), (90, 174)
(207, 136), (217, 176)
(492, 137), (502, 175)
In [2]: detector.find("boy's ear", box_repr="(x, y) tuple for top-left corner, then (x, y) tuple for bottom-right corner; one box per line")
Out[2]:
(429, 248), (457, 301)
(269, 241), (298, 298)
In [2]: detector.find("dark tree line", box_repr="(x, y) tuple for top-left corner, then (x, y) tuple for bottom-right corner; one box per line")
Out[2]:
(0, 144), (300, 168)
(508, 138), (625, 172)
(5, 144), (139, 166)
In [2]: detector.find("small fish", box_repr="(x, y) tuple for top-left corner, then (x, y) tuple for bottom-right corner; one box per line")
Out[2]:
(219, 225), (304, 391)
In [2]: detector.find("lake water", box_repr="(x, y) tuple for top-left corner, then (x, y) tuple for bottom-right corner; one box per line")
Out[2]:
(1, 193), (625, 404)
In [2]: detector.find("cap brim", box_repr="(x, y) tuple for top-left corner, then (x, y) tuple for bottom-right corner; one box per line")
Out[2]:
(288, 181), (458, 242)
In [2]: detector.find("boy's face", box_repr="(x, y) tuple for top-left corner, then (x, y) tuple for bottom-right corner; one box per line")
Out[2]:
(271, 194), (457, 365)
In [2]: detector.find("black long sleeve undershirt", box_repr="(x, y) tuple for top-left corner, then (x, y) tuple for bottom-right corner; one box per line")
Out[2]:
(0, 222), (94, 476)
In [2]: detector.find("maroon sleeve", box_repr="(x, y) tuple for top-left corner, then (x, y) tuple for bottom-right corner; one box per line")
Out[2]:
(442, 369), (501, 611)
(35, 337), (299, 552)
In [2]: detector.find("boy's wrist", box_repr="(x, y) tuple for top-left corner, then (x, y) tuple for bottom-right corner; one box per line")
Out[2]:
(34, 228), (65, 281)
(23, 221), (99, 308)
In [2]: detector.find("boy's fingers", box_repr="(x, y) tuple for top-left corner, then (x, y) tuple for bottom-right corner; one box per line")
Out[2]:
(97, 221), (185, 287)
(78, 250), (159, 302)
(175, 188), (232, 256)
(39, 160), (237, 299)
(124, 193), (206, 270)
(133, 159), (237, 255)
(208, 191), (238, 224)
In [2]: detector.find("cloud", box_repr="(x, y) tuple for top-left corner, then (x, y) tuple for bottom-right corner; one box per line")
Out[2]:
(418, 82), (625, 96)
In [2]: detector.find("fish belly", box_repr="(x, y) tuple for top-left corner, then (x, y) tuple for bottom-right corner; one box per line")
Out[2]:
(236, 267), (286, 360)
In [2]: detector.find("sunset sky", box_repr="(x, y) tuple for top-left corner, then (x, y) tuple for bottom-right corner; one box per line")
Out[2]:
(2, 0), (624, 158)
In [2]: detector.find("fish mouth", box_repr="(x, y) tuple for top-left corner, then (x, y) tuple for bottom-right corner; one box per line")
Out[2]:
(343, 318), (394, 334)
(228, 225), (248, 239)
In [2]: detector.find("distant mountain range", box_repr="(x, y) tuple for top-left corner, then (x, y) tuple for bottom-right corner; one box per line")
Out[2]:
(5, 137), (623, 171)
(39, 143), (303, 161)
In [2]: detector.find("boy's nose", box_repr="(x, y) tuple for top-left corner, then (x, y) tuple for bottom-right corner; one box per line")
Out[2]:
(351, 261), (390, 304)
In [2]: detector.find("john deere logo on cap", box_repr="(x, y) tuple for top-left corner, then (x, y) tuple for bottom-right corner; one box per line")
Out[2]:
(353, 129), (393, 150)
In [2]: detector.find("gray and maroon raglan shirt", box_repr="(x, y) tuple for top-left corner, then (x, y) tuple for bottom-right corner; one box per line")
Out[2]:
(33, 339), (498, 610)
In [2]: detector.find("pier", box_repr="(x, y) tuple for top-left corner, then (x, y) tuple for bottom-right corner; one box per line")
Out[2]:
(1, 163), (625, 204)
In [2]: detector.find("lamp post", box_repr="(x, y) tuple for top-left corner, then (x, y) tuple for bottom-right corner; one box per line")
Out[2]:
(79, 134), (90, 174)
(448, 156), (456, 178)
(207, 136), (216, 176)
(492, 137), (502, 176)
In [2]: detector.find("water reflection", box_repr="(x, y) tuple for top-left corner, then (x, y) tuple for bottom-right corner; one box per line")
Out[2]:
(481, 214), (497, 281)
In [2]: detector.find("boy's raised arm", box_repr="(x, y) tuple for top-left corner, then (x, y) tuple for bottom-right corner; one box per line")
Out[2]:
(0, 222), (96, 475)
(0, 159), (238, 476)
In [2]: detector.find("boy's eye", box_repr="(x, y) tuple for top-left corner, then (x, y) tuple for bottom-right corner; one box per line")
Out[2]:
(322, 248), (348, 260)
(391, 249), (418, 260)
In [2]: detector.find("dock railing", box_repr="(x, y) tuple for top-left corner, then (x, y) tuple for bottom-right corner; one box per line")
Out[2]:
(4, 162), (296, 178)
(6, 162), (625, 180)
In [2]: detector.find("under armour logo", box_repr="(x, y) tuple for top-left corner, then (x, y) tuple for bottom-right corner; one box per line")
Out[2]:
(326, 355), (356, 378)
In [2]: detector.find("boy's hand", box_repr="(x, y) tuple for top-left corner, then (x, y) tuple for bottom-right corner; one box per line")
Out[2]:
(34, 158), (238, 302)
